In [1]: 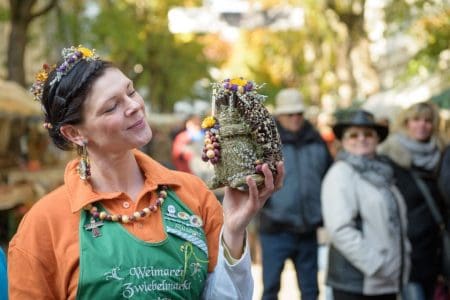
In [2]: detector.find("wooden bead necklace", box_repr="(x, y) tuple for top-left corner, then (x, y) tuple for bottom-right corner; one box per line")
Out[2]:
(83, 185), (169, 224)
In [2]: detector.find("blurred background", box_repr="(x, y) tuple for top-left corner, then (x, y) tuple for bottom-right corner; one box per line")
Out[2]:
(0, 0), (449, 297)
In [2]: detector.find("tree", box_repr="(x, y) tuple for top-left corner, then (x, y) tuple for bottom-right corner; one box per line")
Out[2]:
(385, 1), (450, 82)
(7, 0), (57, 86)
(36, 0), (211, 112)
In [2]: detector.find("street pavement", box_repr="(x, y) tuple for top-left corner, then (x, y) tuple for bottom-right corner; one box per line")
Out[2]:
(251, 247), (330, 300)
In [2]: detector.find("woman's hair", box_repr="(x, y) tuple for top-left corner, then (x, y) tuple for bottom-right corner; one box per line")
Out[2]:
(41, 59), (113, 151)
(395, 101), (440, 135)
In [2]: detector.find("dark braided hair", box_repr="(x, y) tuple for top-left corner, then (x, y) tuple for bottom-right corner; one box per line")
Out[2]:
(42, 59), (113, 151)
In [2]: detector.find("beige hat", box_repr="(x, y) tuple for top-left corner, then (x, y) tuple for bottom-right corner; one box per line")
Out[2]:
(273, 88), (305, 115)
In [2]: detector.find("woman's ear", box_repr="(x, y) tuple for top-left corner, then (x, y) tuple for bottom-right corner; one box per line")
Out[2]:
(59, 125), (85, 147)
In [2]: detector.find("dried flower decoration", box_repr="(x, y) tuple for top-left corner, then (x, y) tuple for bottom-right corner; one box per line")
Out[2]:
(30, 63), (55, 102)
(203, 77), (283, 190)
(201, 116), (217, 129)
(30, 45), (99, 103)
(49, 45), (99, 86)
(222, 77), (254, 94)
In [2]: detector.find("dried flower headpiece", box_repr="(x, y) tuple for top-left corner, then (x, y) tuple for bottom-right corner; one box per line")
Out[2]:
(30, 63), (55, 102)
(30, 45), (99, 102)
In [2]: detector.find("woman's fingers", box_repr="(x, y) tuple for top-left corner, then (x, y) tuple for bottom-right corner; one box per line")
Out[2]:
(274, 161), (285, 191)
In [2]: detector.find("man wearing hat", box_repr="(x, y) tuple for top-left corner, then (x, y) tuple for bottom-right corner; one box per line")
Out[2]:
(259, 88), (333, 300)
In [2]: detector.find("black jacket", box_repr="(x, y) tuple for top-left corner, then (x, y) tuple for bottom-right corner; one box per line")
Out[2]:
(259, 120), (333, 234)
(388, 158), (443, 285)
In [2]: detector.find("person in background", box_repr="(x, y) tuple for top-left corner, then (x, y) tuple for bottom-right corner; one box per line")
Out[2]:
(8, 45), (284, 299)
(171, 114), (214, 182)
(259, 88), (333, 300)
(171, 114), (203, 173)
(378, 101), (446, 300)
(0, 247), (7, 300)
(439, 143), (450, 210)
(322, 109), (410, 300)
(437, 143), (450, 297)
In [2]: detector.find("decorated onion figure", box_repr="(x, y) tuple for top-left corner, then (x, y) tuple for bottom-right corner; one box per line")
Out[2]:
(201, 78), (283, 190)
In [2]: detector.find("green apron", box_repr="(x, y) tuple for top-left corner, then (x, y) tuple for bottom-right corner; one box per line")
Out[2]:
(76, 190), (209, 299)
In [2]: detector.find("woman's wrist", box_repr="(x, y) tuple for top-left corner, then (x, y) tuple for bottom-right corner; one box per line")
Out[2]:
(222, 227), (246, 259)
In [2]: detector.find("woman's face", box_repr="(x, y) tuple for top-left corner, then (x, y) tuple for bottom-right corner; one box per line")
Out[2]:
(77, 68), (152, 154)
(406, 115), (433, 142)
(341, 126), (379, 157)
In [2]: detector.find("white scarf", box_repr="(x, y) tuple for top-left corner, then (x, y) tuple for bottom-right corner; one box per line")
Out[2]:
(396, 133), (440, 171)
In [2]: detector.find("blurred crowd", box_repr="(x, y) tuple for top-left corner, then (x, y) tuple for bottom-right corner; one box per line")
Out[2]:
(1, 86), (449, 299)
(169, 89), (450, 300)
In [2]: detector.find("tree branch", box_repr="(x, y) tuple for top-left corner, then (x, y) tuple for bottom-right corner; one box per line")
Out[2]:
(29, 0), (57, 21)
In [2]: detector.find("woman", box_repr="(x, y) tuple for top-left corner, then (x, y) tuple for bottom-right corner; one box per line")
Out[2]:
(378, 102), (446, 300)
(8, 46), (284, 299)
(322, 109), (410, 300)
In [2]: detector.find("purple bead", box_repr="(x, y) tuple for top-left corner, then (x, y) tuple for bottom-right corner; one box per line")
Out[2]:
(201, 152), (209, 162)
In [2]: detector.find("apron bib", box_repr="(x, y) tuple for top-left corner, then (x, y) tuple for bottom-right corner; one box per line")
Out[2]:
(76, 190), (209, 300)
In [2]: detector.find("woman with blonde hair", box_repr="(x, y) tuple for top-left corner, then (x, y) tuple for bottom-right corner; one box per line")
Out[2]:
(378, 101), (446, 300)
(380, 101), (443, 168)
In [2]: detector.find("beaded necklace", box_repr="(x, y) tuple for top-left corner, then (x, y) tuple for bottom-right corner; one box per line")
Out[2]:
(83, 185), (169, 224)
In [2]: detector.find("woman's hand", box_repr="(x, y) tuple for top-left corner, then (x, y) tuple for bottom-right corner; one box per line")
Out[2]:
(222, 161), (285, 258)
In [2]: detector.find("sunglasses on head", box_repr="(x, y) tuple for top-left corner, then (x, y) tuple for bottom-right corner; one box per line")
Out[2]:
(344, 129), (376, 139)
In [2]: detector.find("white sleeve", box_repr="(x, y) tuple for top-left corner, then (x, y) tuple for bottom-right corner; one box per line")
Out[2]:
(201, 228), (253, 300)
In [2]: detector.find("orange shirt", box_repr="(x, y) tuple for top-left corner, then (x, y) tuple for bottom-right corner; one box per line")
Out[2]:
(8, 150), (223, 299)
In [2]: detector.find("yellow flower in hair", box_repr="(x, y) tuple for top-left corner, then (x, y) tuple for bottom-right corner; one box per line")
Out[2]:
(201, 116), (216, 129)
(35, 69), (49, 82)
(230, 78), (248, 87)
(77, 46), (94, 58)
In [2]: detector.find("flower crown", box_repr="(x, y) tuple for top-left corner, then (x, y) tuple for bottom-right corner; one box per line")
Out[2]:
(30, 45), (99, 102)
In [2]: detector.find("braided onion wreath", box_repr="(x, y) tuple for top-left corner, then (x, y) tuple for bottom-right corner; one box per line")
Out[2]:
(201, 78), (283, 190)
